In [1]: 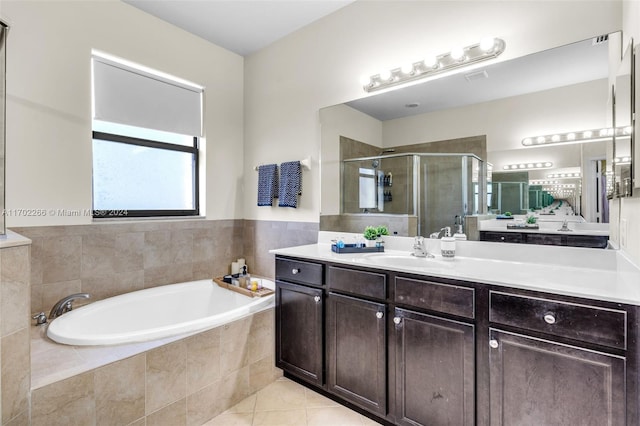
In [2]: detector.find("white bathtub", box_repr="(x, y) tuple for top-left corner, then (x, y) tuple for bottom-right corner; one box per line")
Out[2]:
(46, 279), (275, 346)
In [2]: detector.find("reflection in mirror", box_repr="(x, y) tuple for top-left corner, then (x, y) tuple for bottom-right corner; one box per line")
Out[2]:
(0, 22), (7, 236)
(613, 40), (633, 197)
(320, 33), (619, 238)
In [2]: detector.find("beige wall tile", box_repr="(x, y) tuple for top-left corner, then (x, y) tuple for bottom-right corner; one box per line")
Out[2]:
(146, 398), (186, 426)
(82, 270), (144, 302)
(248, 309), (274, 364)
(39, 280), (82, 315)
(144, 263), (193, 288)
(186, 327), (221, 394)
(114, 232), (145, 272)
(220, 317), (251, 375)
(1, 328), (30, 424)
(146, 341), (187, 414)
(218, 367), (250, 412)
(41, 235), (82, 284)
(0, 246), (30, 336)
(31, 371), (95, 426)
(186, 381), (225, 426)
(2, 409), (29, 426)
(95, 354), (145, 426)
(126, 418), (146, 426)
(249, 355), (280, 395)
(81, 233), (117, 278)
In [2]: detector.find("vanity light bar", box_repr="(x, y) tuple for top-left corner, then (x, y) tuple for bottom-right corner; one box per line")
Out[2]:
(502, 162), (553, 171)
(547, 172), (581, 179)
(522, 126), (632, 147)
(530, 180), (559, 185)
(614, 157), (631, 164)
(362, 37), (506, 92)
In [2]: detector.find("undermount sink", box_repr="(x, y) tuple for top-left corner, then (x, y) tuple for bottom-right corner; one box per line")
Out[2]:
(363, 253), (453, 269)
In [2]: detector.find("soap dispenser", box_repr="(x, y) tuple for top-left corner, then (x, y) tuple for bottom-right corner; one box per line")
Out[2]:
(441, 227), (456, 258)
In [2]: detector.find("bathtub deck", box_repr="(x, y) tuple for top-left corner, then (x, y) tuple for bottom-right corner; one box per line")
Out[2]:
(31, 324), (196, 389)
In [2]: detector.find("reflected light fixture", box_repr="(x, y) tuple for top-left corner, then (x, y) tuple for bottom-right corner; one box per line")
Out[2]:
(502, 162), (552, 171)
(547, 172), (581, 179)
(361, 37), (506, 92)
(522, 126), (631, 146)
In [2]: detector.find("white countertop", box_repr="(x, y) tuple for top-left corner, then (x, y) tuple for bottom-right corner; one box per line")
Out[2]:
(0, 230), (32, 249)
(270, 232), (640, 306)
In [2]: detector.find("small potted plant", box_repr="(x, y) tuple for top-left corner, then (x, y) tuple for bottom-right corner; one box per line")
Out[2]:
(526, 215), (537, 226)
(363, 226), (379, 247)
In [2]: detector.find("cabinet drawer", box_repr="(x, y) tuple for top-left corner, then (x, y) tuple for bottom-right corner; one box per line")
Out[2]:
(276, 258), (323, 287)
(395, 277), (474, 319)
(327, 266), (386, 300)
(525, 233), (562, 246)
(480, 231), (523, 243)
(489, 291), (626, 350)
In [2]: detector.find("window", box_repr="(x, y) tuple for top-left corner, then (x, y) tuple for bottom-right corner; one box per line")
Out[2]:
(91, 52), (203, 218)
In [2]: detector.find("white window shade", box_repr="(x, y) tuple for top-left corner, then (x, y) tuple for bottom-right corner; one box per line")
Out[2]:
(92, 56), (202, 137)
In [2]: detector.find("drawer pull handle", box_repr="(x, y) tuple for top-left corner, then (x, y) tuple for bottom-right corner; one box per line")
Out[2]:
(376, 311), (384, 319)
(291, 268), (300, 274)
(313, 296), (321, 303)
(543, 313), (556, 324)
(489, 339), (499, 349)
(393, 317), (401, 325)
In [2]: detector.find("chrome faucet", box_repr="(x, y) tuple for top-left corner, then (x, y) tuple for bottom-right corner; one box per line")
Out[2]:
(557, 219), (572, 232)
(430, 226), (451, 239)
(412, 236), (434, 258)
(49, 293), (90, 320)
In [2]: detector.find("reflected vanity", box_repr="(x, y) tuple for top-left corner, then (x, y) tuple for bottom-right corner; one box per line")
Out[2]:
(320, 31), (632, 246)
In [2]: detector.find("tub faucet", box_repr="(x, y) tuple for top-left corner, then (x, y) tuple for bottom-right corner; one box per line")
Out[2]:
(412, 236), (434, 258)
(49, 293), (90, 320)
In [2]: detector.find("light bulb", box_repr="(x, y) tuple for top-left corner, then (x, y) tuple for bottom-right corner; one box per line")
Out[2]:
(401, 63), (414, 74)
(450, 47), (465, 61)
(583, 130), (593, 138)
(536, 136), (546, 144)
(379, 69), (392, 81)
(423, 56), (438, 69)
(551, 135), (560, 142)
(624, 126), (632, 134)
(567, 132), (576, 140)
(522, 138), (533, 146)
(360, 75), (372, 86)
(511, 165), (518, 169)
(544, 162), (552, 167)
(479, 37), (496, 52)
(599, 128), (608, 136)
(527, 163), (534, 168)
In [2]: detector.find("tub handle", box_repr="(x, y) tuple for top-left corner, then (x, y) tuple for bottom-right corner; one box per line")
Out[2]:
(32, 312), (48, 326)
(313, 296), (321, 303)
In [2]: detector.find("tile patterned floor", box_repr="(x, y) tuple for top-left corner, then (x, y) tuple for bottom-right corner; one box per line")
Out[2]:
(203, 377), (382, 426)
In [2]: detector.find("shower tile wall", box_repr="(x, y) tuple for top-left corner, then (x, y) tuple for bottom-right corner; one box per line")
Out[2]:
(0, 243), (31, 426)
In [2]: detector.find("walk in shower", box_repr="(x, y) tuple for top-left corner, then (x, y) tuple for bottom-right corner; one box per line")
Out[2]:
(342, 153), (486, 237)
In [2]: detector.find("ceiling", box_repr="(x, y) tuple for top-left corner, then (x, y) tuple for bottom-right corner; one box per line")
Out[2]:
(346, 36), (610, 121)
(123, 0), (356, 56)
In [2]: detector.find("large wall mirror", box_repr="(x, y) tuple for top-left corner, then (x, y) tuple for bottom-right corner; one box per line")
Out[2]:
(320, 31), (629, 237)
(0, 22), (7, 236)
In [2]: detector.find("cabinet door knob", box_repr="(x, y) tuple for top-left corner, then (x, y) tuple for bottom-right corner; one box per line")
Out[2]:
(489, 339), (499, 349)
(291, 268), (300, 274)
(313, 296), (321, 303)
(543, 313), (556, 324)
(500, 236), (505, 241)
(376, 311), (384, 319)
(393, 317), (401, 325)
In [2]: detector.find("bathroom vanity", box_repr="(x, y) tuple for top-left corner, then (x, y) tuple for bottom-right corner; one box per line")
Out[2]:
(272, 235), (640, 425)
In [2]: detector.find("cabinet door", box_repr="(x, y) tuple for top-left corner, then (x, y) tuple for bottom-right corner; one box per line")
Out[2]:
(489, 329), (626, 426)
(275, 281), (324, 386)
(394, 308), (475, 426)
(327, 292), (386, 415)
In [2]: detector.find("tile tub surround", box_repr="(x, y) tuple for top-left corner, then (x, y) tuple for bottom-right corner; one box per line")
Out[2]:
(31, 307), (281, 426)
(0, 231), (31, 426)
(12, 219), (245, 314)
(12, 218), (318, 314)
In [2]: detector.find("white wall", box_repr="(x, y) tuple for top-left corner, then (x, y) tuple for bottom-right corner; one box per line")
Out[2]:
(319, 104), (382, 215)
(244, 0), (621, 223)
(1, 0), (244, 227)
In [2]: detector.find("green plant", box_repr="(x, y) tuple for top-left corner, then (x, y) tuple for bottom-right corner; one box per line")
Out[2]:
(376, 225), (389, 236)
(526, 215), (537, 224)
(504, 211), (512, 217)
(363, 226), (379, 240)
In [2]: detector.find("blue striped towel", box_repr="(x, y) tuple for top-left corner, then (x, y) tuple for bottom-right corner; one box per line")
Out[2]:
(278, 161), (301, 208)
(257, 164), (278, 206)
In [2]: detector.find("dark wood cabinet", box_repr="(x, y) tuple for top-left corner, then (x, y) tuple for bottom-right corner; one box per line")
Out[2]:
(327, 292), (387, 416)
(480, 230), (608, 248)
(275, 280), (324, 386)
(275, 255), (638, 425)
(394, 307), (475, 426)
(489, 329), (626, 426)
